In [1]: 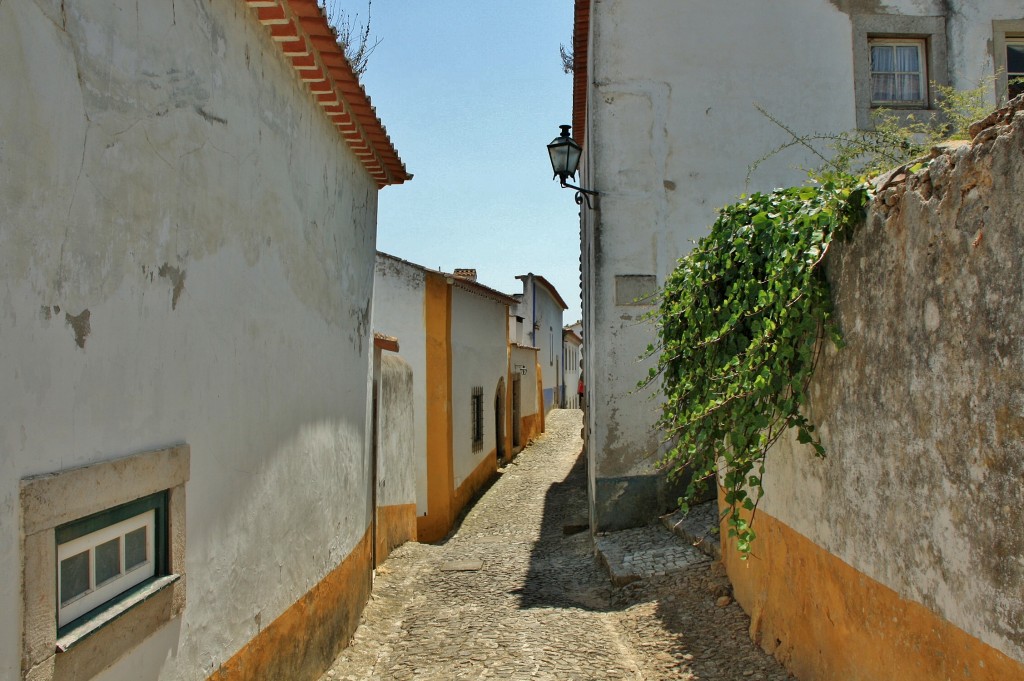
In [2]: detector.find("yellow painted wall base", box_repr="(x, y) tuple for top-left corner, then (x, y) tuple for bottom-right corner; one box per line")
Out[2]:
(720, 489), (1024, 680)
(417, 450), (498, 544)
(376, 503), (416, 565)
(452, 449), (498, 521)
(207, 527), (372, 681)
(519, 414), (542, 447)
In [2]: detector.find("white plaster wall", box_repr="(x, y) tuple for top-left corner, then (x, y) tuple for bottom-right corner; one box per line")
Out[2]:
(535, 286), (565, 411)
(510, 346), (540, 421)
(515, 276), (565, 412)
(372, 256), (428, 515)
(377, 355), (416, 509)
(562, 336), (582, 410)
(586, 0), (857, 484)
(0, 1), (380, 678)
(583, 0), (1024, 524)
(450, 288), (508, 488)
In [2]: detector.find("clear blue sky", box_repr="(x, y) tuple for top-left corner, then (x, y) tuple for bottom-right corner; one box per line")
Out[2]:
(354, 1), (583, 322)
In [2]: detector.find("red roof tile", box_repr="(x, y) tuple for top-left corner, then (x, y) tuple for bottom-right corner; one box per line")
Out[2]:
(244, 0), (411, 187)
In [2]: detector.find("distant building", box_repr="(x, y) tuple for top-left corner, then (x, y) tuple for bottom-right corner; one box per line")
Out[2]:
(510, 274), (568, 416)
(562, 326), (583, 409)
(373, 253), (520, 542)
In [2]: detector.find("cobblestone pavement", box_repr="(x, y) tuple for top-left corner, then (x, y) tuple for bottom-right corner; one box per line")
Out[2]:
(320, 410), (791, 681)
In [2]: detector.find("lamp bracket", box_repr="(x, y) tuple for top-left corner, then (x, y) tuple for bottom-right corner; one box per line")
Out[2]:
(560, 179), (599, 209)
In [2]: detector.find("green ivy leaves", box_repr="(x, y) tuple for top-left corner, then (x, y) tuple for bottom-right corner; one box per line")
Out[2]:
(644, 180), (868, 557)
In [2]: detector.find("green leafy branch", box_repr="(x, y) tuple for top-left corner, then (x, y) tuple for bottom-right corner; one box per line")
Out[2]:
(641, 181), (870, 557)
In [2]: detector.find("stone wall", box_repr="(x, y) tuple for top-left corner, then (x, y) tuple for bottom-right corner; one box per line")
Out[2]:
(725, 97), (1024, 679)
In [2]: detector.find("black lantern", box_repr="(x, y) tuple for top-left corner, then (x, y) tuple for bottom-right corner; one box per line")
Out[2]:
(547, 124), (583, 183)
(547, 124), (598, 208)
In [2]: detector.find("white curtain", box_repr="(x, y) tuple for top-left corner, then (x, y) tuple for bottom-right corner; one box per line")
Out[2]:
(871, 44), (921, 103)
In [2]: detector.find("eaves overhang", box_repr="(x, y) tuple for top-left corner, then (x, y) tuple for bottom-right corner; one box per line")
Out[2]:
(243, 0), (411, 188)
(572, 0), (590, 148)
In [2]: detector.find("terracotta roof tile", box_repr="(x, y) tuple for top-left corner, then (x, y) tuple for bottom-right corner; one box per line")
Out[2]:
(243, 0), (411, 187)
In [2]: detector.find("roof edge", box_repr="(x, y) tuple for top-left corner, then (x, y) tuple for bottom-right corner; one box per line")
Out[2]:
(243, 0), (411, 188)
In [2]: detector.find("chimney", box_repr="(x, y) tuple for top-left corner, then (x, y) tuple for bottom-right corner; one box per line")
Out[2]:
(452, 268), (478, 282)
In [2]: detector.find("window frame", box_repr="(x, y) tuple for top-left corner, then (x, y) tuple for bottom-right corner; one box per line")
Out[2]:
(56, 492), (168, 631)
(20, 445), (188, 680)
(868, 38), (928, 108)
(852, 14), (948, 130)
(471, 387), (484, 451)
(993, 21), (1024, 105)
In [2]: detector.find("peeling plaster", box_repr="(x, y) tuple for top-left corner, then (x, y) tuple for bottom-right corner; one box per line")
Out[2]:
(64, 308), (90, 348)
(158, 263), (186, 310)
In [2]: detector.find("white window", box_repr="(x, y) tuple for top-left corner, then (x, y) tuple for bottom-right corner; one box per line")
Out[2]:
(1009, 41), (1024, 99)
(20, 445), (188, 676)
(57, 501), (160, 627)
(852, 16), (947, 129)
(994, 22), (1024, 104)
(869, 39), (927, 106)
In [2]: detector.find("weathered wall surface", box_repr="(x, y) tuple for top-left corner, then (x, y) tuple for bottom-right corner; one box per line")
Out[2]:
(450, 287), (508, 491)
(512, 276), (566, 415)
(373, 255), (429, 515)
(510, 345), (541, 445)
(727, 98), (1024, 678)
(581, 0), (1024, 531)
(376, 355), (416, 564)
(1, 1), (380, 679)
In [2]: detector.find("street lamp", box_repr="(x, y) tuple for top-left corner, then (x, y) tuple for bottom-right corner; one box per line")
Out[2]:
(547, 125), (598, 208)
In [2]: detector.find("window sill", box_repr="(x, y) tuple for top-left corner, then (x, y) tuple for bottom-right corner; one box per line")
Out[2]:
(56, 574), (181, 653)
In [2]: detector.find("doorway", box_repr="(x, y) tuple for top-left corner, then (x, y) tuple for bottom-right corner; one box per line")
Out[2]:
(495, 377), (506, 464)
(511, 375), (521, 449)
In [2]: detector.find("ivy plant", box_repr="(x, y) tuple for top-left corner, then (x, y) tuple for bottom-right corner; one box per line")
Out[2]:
(643, 180), (869, 557)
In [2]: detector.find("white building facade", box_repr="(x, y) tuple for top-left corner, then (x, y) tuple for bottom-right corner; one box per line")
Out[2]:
(1, 1), (408, 679)
(511, 274), (568, 415)
(372, 254), (515, 543)
(573, 0), (1024, 533)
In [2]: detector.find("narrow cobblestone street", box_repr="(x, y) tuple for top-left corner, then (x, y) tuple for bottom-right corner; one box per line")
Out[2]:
(320, 410), (791, 680)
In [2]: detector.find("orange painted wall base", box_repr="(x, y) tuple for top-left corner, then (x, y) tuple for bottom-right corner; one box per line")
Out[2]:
(519, 414), (542, 447)
(452, 449), (498, 521)
(720, 489), (1024, 680)
(207, 526), (372, 681)
(417, 450), (498, 544)
(376, 503), (416, 565)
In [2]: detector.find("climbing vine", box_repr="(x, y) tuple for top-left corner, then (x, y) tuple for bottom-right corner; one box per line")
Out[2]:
(643, 180), (869, 556)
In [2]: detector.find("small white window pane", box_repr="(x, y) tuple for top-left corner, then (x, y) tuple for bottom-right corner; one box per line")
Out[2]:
(872, 73), (896, 101)
(872, 45), (894, 72)
(95, 537), (121, 586)
(896, 74), (922, 101)
(60, 551), (91, 606)
(895, 45), (920, 71)
(58, 509), (157, 626)
(125, 527), (148, 571)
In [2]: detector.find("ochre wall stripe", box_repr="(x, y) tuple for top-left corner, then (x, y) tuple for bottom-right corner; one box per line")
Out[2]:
(418, 274), (454, 543)
(207, 526), (372, 681)
(375, 503), (416, 565)
(721, 488), (1024, 680)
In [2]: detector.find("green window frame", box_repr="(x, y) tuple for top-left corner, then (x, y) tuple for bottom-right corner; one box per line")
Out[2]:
(55, 491), (169, 635)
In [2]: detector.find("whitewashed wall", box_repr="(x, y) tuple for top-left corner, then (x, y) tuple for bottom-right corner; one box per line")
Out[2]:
(1, 1), (379, 678)
(377, 355), (416, 511)
(581, 0), (1024, 531)
(450, 287), (509, 488)
(372, 256), (428, 515)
